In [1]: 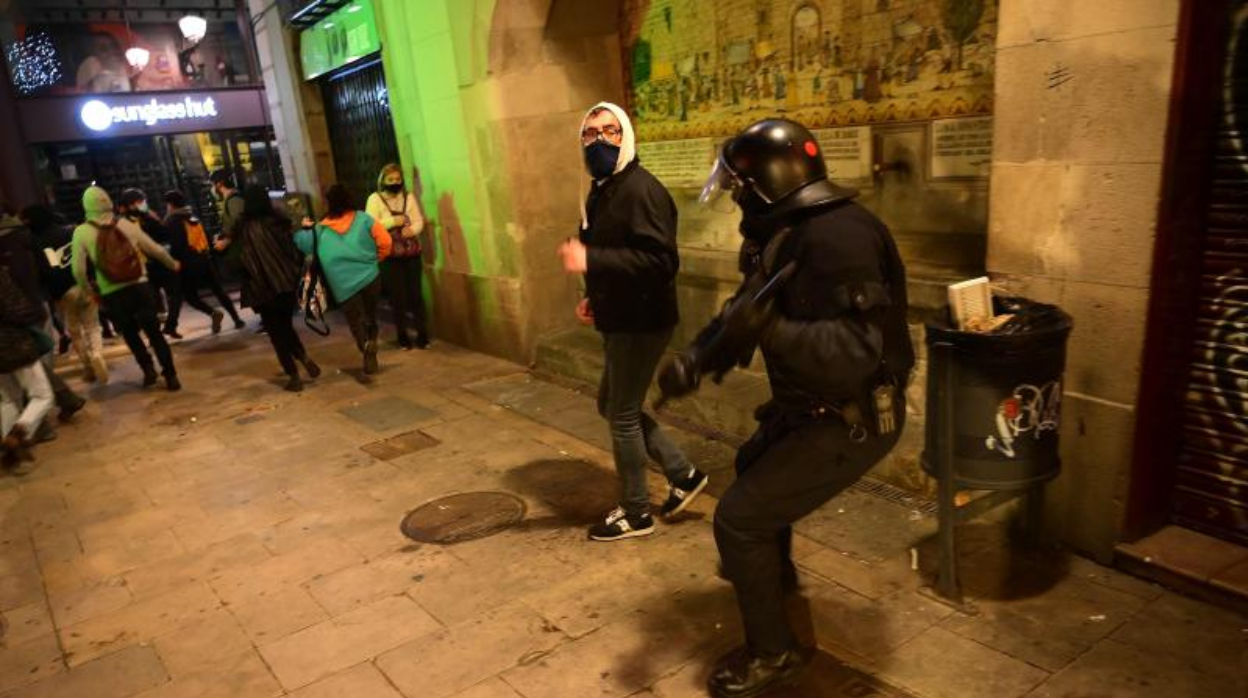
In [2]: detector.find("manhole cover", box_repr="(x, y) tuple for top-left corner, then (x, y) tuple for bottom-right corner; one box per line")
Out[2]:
(401, 491), (527, 544)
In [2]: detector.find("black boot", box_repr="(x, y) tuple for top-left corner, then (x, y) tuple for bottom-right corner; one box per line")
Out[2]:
(165, 374), (182, 392)
(141, 365), (159, 388)
(708, 646), (812, 698)
(284, 374), (304, 392)
(301, 357), (322, 379)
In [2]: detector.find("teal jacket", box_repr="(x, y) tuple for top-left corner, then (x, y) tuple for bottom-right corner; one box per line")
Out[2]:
(295, 211), (392, 302)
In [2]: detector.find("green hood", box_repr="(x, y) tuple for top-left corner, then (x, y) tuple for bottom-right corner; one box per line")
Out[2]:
(82, 186), (115, 222)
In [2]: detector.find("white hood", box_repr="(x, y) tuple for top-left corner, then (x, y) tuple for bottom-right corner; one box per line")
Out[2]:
(578, 101), (637, 230)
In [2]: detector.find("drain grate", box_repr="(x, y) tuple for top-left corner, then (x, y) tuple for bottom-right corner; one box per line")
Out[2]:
(401, 491), (527, 544)
(852, 477), (937, 517)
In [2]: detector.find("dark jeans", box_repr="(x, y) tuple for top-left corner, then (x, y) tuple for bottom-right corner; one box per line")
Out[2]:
(255, 292), (306, 377)
(381, 256), (429, 341)
(340, 277), (381, 352)
(597, 329), (693, 517)
(715, 398), (905, 656)
(102, 283), (176, 377)
(166, 260), (241, 331)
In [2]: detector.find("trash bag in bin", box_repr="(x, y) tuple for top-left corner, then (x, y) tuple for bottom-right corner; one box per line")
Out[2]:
(921, 296), (1074, 490)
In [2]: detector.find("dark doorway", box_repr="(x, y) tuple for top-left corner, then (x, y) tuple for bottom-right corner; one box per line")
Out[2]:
(320, 57), (400, 208)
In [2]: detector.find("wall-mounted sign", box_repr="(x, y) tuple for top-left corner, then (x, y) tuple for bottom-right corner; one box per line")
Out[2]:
(812, 127), (872, 183)
(18, 88), (271, 142)
(636, 138), (716, 188)
(78, 95), (220, 132)
(930, 117), (994, 179)
(300, 1), (381, 81)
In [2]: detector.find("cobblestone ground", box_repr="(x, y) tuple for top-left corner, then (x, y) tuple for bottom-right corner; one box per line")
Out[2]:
(0, 309), (1245, 698)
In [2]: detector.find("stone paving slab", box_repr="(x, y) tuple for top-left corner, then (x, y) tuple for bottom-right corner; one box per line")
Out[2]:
(0, 310), (1245, 698)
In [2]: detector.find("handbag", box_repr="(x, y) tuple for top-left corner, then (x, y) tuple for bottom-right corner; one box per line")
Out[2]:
(302, 225), (331, 337)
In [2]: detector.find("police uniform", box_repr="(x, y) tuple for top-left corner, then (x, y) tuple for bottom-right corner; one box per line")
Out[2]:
(658, 119), (914, 697)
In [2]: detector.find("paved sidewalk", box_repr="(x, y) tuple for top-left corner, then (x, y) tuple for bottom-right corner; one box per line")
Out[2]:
(0, 312), (1244, 698)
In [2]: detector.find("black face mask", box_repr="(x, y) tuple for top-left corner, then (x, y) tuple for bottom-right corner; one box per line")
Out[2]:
(583, 141), (621, 180)
(383, 183), (403, 194)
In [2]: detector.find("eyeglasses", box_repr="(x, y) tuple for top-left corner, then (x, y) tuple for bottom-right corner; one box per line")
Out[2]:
(581, 124), (622, 145)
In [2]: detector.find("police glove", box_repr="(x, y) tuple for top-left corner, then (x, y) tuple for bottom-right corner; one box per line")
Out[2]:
(719, 272), (777, 351)
(655, 351), (701, 408)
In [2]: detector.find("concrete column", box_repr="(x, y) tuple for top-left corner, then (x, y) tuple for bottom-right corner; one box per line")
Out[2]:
(987, 0), (1183, 560)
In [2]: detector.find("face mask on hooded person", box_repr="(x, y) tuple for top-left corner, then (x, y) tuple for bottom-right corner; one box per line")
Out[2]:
(383, 181), (404, 195)
(581, 113), (624, 181)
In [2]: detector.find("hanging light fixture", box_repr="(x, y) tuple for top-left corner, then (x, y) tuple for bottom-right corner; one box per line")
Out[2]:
(125, 46), (150, 71)
(178, 15), (207, 44)
(121, 2), (147, 73)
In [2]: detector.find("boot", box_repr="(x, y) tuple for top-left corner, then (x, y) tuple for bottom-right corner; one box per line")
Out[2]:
(165, 374), (182, 392)
(284, 374), (304, 392)
(142, 365), (159, 388)
(58, 393), (86, 423)
(301, 357), (322, 379)
(363, 339), (379, 375)
(2, 425), (33, 467)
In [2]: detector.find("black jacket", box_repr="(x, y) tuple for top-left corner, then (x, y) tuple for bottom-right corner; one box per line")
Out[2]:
(758, 201), (914, 406)
(579, 159), (680, 334)
(31, 222), (76, 302)
(162, 208), (211, 268)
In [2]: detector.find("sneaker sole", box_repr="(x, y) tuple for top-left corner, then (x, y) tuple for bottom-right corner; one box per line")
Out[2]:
(663, 475), (709, 519)
(588, 526), (655, 542)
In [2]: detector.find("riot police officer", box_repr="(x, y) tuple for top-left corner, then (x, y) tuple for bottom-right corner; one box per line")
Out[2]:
(657, 119), (915, 697)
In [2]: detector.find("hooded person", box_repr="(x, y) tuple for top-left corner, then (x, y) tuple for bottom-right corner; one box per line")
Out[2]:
(365, 163), (430, 349)
(71, 186), (184, 391)
(556, 101), (708, 542)
(25, 204), (109, 385)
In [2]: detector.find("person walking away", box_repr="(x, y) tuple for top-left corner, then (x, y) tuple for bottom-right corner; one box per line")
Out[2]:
(0, 262), (54, 471)
(1, 204), (85, 429)
(657, 119), (915, 697)
(72, 186), (183, 391)
(294, 184), (391, 377)
(366, 164), (430, 350)
(235, 186), (320, 391)
(162, 190), (244, 336)
(557, 101), (708, 541)
(24, 204), (108, 384)
(118, 189), (179, 325)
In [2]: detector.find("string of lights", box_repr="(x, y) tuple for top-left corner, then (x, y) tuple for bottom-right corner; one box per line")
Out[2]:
(6, 32), (64, 95)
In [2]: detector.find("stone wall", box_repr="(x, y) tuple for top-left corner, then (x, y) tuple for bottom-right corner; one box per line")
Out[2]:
(988, 0), (1181, 560)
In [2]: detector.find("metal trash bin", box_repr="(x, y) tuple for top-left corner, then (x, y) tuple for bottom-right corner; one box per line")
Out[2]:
(920, 296), (1073, 604)
(922, 297), (1073, 491)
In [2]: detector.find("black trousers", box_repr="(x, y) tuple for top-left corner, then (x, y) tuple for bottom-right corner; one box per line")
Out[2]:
(102, 283), (176, 377)
(255, 292), (306, 377)
(167, 260), (241, 330)
(380, 256), (428, 341)
(340, 277), (381, 352)
(714, 397), (905, 656)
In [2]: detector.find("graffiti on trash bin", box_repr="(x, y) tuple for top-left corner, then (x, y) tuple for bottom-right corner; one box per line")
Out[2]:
(985, 381), (1062, 458)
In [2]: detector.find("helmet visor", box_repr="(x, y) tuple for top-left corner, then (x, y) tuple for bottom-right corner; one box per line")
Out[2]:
(698, 156), (743, 213)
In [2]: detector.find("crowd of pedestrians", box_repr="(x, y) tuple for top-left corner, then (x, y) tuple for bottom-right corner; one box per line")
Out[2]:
(0, 164), (430, 470)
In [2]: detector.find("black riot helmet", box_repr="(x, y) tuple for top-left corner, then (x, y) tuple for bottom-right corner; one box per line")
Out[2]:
(701, 118), (857, 217)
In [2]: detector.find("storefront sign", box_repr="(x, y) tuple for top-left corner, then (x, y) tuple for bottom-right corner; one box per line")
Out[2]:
(300, 1), (381, 80)
(78, 95), (220, 132)
(931, 117), (994, 179)
(18, 88), (271, 142)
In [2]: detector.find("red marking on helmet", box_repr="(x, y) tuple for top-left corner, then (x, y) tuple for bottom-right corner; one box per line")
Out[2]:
(804, 141), (818, 157)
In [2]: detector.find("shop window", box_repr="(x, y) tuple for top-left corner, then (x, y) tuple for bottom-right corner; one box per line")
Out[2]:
(2, 2), (257, 97)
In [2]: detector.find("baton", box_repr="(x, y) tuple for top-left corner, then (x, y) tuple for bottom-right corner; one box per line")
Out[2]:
(654, 260), (798, 410)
